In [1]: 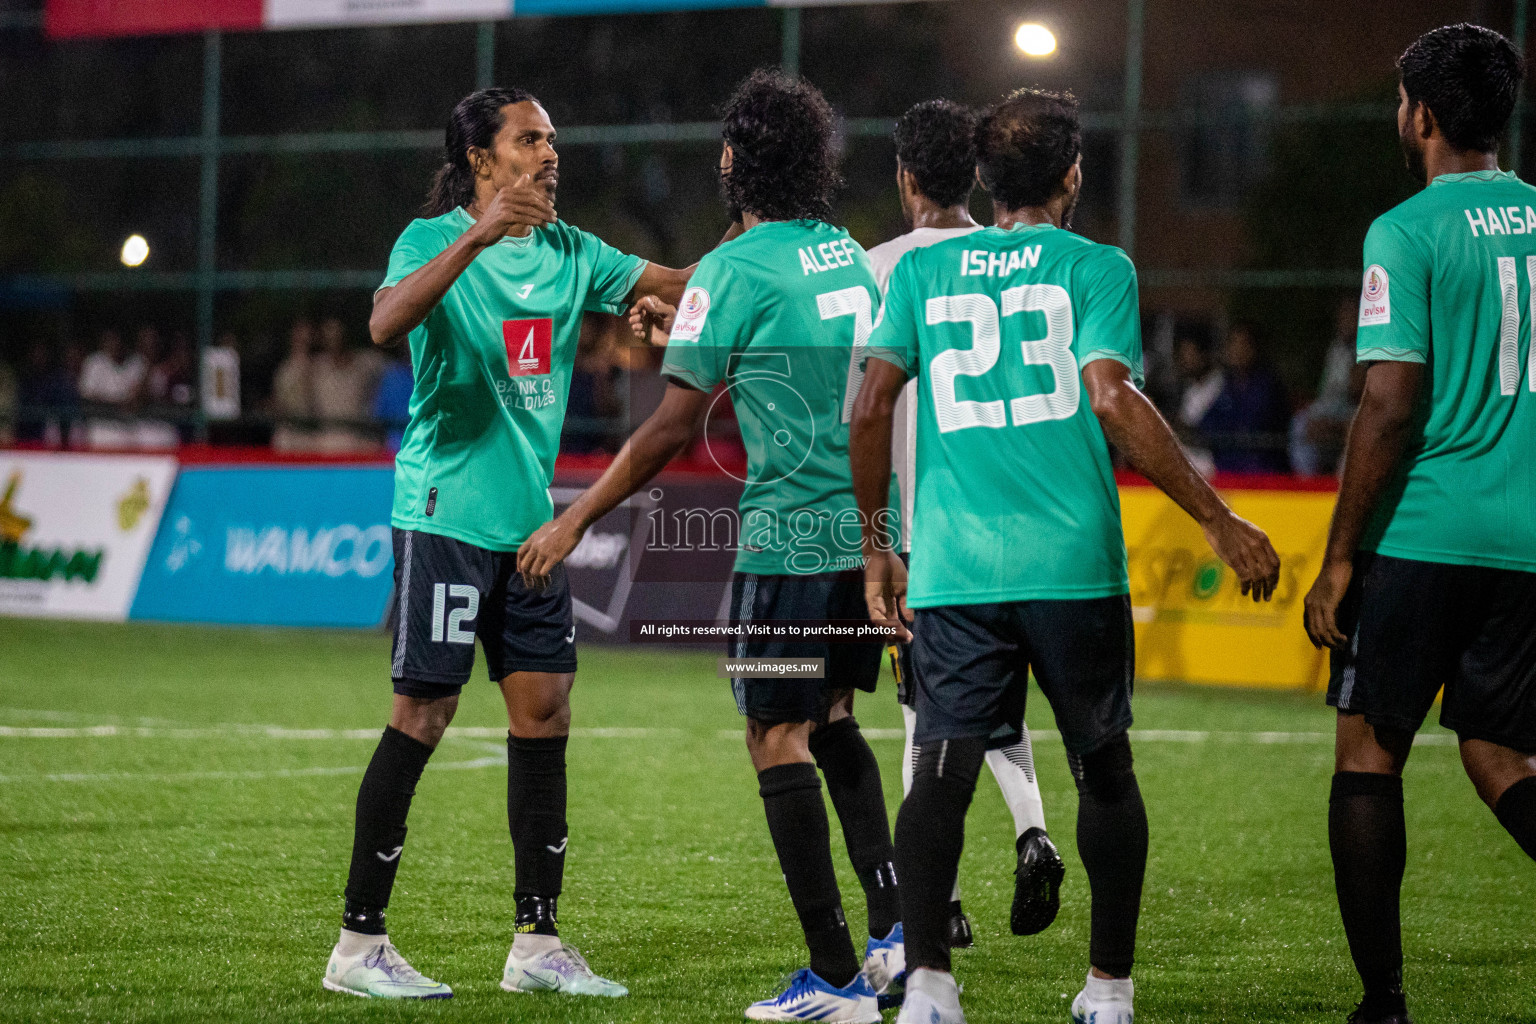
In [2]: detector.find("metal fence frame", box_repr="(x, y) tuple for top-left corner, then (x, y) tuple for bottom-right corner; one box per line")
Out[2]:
(0, 0), (1529, 437)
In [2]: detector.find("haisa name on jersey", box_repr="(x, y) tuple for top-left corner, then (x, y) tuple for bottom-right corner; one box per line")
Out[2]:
(1465, 205), (1536, 237)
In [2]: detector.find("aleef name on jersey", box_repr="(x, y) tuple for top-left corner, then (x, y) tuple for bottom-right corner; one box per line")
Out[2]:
(798, 237), (859, 275)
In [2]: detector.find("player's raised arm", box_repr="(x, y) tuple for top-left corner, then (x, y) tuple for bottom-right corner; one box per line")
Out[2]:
(850, 355), (912, 639)
(371, 175), (556, 346)
(1082, 358), (1280, 600)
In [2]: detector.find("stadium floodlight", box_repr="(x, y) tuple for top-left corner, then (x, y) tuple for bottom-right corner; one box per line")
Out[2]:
(120, 234), (150, 267)
(1014, 22), (1057, 57)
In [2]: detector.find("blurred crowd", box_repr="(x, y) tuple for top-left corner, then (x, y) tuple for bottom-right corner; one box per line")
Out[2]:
(0, 299), (1364, 476)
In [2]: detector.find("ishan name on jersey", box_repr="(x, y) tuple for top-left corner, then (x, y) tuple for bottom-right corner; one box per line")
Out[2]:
(958, 244), (1043, 277)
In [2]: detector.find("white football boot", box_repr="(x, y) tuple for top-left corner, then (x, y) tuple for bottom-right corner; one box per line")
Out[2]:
(322, 931), (452, 999)
(501, 936), (628, 997)
(895, 968), (965, 1024)
(1070, 971), (1134, 1024)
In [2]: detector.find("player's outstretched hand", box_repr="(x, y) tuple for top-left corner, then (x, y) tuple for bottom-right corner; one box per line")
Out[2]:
(864, 549), (913, 643)
(517, 512), (584, 591)
(628, 296), (676, 347)
(1303, 557), (1353, 649)
(469, 174), (557, 246)
(1202, 512), (1281, 602)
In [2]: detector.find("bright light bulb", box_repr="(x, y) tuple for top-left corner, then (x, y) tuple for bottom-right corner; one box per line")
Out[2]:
(120, 234), (149, 268)
(1015, 23), (1057, 57)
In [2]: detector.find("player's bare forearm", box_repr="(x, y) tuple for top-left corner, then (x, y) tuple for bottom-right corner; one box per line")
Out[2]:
(1083, 358), (1280, 599)
(517, 383), (709, 582)
(1303, 362), (1422, 648)
(370, 235), (490, 345)
(1083, 360), (1225, 525)
(630, 263), (695, 308)
(1322, 361), (1423, 566)
(849, 357), (905, 556)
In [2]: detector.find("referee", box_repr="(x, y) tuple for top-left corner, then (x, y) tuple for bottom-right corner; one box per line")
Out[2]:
(321, 87), (696, 1000)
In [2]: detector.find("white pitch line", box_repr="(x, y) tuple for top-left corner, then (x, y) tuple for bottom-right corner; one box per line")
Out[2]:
(0, 756), (507, 785)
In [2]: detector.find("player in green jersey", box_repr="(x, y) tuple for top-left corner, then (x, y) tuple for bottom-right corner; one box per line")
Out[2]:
(850, 88), (1280, 1024)
(520, 71), (900, 1023)
(868, 100), (1064, 949)
(1302, 25), (1536, 1024)
(323, 87), (698, 1001)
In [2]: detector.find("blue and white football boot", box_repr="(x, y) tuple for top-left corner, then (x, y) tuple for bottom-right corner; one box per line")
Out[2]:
(862, 922), (906, 1010)
(744, 968), (881, 1023)
(323, 935), (453, 999)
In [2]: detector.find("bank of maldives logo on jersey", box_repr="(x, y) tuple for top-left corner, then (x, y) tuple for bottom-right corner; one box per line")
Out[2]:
(503, 318), (553, 376)
(1359, 265), (1390, 326)
(670, 286), (711, 342)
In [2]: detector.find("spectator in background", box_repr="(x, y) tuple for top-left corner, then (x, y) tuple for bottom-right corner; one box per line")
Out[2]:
(372, 348), (413, 454)
(79, 328), (145, 448)
(310, 315), (383, 453)
(17, 341), (82, 447)
(0, 350), (15, 447)
(563, 313), (624, 453)
(127, 325), (177, 449)
(1289, 296), (1365, 476)
(1171, 327), (1222, 477)
(149, 332), (196, 409)
(1173, 328), (1224, 431)
(271, 318), (317, 452)
(1198, 321), (1292, 474)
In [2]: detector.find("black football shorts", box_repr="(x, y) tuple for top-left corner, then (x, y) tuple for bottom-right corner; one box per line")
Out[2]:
(1328, 551), (1536, 751)
(910, 594), (1134, 756)
(727, 569), (883, 725)
(389, 528), (577, 697)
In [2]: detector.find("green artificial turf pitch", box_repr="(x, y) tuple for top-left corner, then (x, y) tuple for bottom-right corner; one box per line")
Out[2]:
(0, 618), (1532, 1024)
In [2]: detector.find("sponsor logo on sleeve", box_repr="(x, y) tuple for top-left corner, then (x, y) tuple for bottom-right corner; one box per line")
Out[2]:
(670, 287), (711, 342)
(1359, 265), (1390, 326)
(503, 318), (553, 376)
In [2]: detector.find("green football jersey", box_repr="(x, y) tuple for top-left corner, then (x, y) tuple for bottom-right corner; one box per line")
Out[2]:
(383, 208), (645, 551)
(1357, 170), (1536, 572)
(662, 220), (881, 576)
(867, 223), (1143, 607)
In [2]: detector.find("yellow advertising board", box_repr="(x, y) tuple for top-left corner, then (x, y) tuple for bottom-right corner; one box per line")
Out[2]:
(1120, 483), (1336, 690)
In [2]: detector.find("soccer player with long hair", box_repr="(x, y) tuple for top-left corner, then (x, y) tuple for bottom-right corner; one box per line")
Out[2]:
(520, 70), (903, 1023)
(1304, 24), (1536, 1024)
(322, 86), (695, 1000)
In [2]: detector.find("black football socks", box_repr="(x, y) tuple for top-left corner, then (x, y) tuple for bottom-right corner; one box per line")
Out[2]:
(1069, 735), (1148, 979)
(809, 717), (901, 939)
(758, 761), (859, 987)
(895, 736), (985, 974)
(508, 734), (569, 934)
(1329, 771), (1408, 1016)
(343, 725), (435, 932)
(1494, 774), (1536, 862)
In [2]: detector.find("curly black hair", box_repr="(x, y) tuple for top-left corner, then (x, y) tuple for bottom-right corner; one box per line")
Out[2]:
(975, 88), (1081, 211)
(1400, 24), (1523, 153)
(720, 69), (841, 223)
(893, 100), (978, 209)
